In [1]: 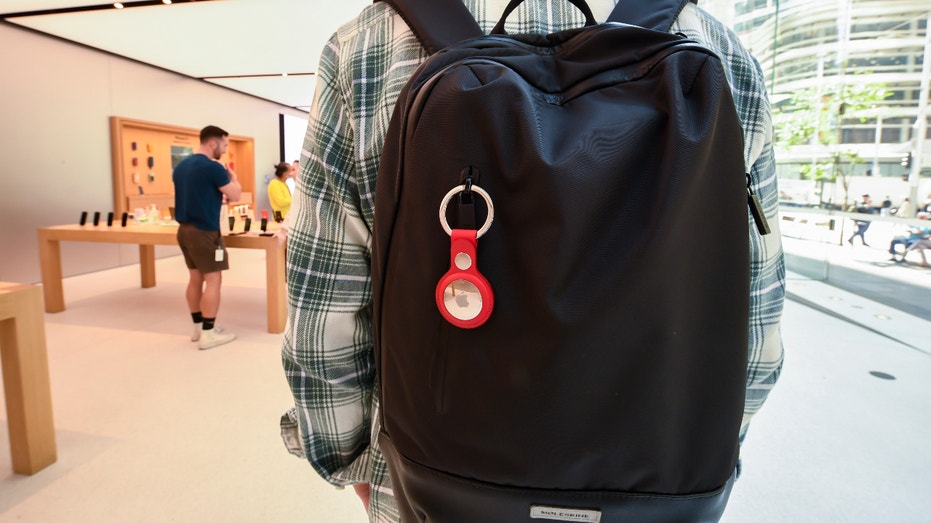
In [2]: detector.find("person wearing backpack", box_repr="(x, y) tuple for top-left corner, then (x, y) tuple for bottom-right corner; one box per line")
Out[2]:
(281, 1), (786, 521)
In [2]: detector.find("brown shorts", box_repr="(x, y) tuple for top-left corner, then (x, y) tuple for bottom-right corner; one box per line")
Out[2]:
(177, 222), (229, 273)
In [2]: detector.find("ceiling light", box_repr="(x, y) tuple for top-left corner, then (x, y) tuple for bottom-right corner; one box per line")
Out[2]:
(282, 72), (288, 77)
(163, 0), (172, 4)
(114, 2), (124, 8)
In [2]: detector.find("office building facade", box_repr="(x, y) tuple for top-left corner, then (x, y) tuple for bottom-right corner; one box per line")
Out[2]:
(723, 1), (930, 204)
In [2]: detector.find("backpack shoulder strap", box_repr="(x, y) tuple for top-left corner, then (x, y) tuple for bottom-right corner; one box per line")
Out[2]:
(376, 0), (483, 55)
(607, 0), (691, 33)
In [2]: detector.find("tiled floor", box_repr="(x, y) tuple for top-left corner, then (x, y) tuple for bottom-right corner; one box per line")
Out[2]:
(0, 250), (367, 522)
(723, 271), (931, 522)
(1, 244), (929, 522)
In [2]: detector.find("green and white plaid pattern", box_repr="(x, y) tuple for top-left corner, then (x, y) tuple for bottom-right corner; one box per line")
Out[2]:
(282, 2), (786, 521)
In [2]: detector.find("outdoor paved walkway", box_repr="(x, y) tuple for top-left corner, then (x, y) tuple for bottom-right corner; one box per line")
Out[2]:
(780, 209), (931, 322)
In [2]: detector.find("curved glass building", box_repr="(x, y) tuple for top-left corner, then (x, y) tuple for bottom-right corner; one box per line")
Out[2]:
(722, 1), (930, 205)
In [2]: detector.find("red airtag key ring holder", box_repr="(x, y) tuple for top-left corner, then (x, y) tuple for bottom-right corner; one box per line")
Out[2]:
(436, 184), (495, 329)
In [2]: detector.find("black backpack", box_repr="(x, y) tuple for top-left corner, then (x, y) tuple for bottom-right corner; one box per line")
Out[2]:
(371, 0), (770, 521)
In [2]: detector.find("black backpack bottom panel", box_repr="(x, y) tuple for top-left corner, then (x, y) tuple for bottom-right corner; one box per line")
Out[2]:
(380, 432), (735, 523)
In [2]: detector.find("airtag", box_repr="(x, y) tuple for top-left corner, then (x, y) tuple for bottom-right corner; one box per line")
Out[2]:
(442, 279), (483, 321)
(436, 230), (494, 328)
(435, 183), (495, 329)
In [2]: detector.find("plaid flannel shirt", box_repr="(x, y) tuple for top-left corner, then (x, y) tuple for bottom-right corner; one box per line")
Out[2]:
(282, 2), (786, 521)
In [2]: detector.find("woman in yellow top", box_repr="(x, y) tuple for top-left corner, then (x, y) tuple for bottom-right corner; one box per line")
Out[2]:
(268, 162), (292, 221)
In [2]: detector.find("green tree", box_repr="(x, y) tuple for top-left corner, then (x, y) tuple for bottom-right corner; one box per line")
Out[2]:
(773, 78), (890, 210)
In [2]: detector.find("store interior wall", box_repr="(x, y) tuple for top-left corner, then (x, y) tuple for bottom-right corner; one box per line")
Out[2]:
(0, 23), (307, 285)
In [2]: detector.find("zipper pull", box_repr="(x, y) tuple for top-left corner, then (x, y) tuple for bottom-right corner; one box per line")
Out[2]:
(457, 167), (478, 230)
(747, 173), (771, 235)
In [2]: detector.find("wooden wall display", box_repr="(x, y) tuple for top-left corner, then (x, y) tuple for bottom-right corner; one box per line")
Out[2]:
(109, 117), (255, 217)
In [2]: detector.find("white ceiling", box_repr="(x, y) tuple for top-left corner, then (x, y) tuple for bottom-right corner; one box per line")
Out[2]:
(1, 0), (372, 111)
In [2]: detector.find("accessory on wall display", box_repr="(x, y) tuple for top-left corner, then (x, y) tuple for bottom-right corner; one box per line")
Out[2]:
(131, 142), (137, 151)
(107, 212), (114, 227)
(148, 172), (155, 183)
(121, 212), (128, 227)
(371, 0), (761, 520)
(243, 217), (251, 232)
(92, 212), (100, 227)
(79, 211), (88, 226)
(147, 157), (154, 168)
(132, 157), (138, 167)
(274, 210), (283, 223)
(146, 143), (152, 153)
(138, 186), (144, 195)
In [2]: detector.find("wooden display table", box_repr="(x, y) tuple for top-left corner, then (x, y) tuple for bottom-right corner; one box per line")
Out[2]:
(0, 282), (57, 475)
(37, 224), (286, 334)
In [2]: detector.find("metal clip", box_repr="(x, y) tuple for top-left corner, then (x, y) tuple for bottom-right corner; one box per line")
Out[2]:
(747, 173), (771, 235)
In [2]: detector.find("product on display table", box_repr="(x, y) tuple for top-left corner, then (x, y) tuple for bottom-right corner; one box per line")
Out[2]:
(259, 210), (273, 236)
(229, 215), (254, 236)
(38, 223), (287, 333)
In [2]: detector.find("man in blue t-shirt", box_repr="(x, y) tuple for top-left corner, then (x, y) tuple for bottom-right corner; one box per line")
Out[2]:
(173, 125), (242, 350)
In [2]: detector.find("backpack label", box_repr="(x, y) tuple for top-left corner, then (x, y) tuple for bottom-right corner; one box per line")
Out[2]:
(530, 505), (602, 522)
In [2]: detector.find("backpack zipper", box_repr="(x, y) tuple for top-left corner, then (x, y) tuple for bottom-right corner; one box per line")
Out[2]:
(747, 173), (771, 235)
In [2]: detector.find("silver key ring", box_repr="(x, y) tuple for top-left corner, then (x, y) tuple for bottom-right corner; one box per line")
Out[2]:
(439, 184), (494, 238)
